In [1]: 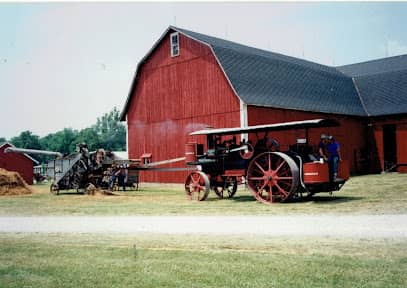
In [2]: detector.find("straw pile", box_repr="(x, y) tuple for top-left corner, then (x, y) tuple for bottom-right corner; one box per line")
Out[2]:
(0, 168), (32, 196)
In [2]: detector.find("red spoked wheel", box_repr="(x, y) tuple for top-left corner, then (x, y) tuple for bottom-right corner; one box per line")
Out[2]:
(185, 171), (210, 201)
(213, 176), (238, 198)
(247, 152), (299, 204)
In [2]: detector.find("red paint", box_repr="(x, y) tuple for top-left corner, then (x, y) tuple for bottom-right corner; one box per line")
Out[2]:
(338, 160), (350, 180)
(125, 28), (407, 182)
(373, 126), (384, 172)
(126, 30), (240, 182)
(223, 169), (246, 177)
(185, 143), (197, 164)
(370, 118), (407, 173)
(247, 106), (366, 174)
(0, 143), (35, 184)
(303, 163), (329, 183)
(397, 124), (407, 173)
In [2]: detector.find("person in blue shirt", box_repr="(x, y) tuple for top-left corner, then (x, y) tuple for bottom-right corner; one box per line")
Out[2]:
(117, 165), (127, 191)
(327, 135), (342, 181)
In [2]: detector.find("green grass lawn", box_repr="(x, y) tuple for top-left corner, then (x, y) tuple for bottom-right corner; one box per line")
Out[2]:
(0, 233), (406, 288)
(0, 173), (406, 215)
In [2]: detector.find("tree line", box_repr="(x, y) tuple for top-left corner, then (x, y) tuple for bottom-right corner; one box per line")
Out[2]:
(0, 107), (126, 163)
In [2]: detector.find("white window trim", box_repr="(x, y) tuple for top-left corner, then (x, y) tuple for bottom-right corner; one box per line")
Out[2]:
(170, 32), (180, 57)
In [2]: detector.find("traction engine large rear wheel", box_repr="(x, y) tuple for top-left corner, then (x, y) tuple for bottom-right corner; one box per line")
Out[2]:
(185, 172), (210, 201)
(247, 152), (299, 204)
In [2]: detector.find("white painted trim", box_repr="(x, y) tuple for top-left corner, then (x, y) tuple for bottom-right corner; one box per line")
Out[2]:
(126, 115), (129, 155)
(170, 32), (180, 57)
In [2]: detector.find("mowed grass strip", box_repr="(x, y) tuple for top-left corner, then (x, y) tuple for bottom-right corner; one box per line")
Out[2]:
(0, 233), (406, 288)
(0, 173), (406, 215)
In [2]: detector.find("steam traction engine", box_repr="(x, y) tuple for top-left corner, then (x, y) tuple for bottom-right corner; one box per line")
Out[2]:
(184, 119), (350, 204)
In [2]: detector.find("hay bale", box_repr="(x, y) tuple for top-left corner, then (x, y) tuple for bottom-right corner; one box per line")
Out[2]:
(0, 168), (32, 196)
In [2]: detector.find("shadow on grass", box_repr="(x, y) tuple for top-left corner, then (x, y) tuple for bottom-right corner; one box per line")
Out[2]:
(226, 194), (363, 204)
(230, 195), (256, 202)
(204, 195), (255, 202)
(53, 190), (121, 196)
(305, 195), (363, 204)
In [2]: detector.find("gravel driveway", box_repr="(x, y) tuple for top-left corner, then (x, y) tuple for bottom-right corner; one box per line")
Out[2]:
(1, 215), (407, 238)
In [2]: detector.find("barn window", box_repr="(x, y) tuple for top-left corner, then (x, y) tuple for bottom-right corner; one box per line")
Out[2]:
(170, 32), (180, 57)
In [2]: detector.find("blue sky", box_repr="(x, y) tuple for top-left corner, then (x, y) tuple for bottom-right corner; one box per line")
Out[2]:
(1, 2), (407, 139)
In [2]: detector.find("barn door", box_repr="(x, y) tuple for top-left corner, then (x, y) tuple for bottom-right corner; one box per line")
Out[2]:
(383, 124), (397, 171)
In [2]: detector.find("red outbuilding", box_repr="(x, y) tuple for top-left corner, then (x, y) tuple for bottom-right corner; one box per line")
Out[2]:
(0, 142), (39, 185)
(120, 26), (407, 182)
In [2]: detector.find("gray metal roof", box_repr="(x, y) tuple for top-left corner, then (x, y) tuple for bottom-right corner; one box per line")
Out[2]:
(351, 70), (407, 116)
(337, 55), (407, 116)
(174, 26), (366, 116)
(121, 26), (407, 119)
(337, 54), (407, 77)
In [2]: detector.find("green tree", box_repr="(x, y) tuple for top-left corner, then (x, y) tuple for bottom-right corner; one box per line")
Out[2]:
(8, 108), (126, 163)
(40, 128), (78, 155)
(93, 107), (126, 151)
(10, 131), (41, 150)
(0, 137), (6, 144)
(75, 127), (101, 151)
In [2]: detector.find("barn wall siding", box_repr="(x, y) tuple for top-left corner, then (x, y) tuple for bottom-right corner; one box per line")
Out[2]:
(369, 117), (407, 173)
(397, 123), (407, 173)
(247, 106), (368, 174)
(126, 29), (407, 182)
(0, 144), (34, 185)
(373, 126), (385, 172)
(127, 32), (240, 182)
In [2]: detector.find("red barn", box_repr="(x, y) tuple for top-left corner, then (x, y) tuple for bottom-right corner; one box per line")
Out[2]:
(121, 26), (407, 182)
(0, 143), (39, 185)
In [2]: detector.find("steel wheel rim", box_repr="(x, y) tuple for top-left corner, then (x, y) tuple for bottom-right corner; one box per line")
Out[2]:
(247, 152), (299, 204)
(213, 176), (238, 198)
(185, 172), (210, 201)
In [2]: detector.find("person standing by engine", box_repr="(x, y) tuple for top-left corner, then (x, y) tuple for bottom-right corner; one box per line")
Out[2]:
(327, 135), (342, 181)
(117, 165), (127, 191)
(318, 134), (328, 162)
(109, 164), (118, 191)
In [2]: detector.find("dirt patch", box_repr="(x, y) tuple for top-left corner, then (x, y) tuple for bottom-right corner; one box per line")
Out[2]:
(92, 190), (117, 196)
(84, 184), (117, 196)
(0, 168), (32, 196)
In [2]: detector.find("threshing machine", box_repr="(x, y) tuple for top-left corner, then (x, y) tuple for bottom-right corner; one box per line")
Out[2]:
(184, 119), (349, 204)
(6, 144), (140, 194)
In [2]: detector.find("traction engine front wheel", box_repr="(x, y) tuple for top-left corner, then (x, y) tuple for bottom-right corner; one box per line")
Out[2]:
(213, 176), (238, 199)
(185, 172), (210, 201)
(247, 152), (299, 204)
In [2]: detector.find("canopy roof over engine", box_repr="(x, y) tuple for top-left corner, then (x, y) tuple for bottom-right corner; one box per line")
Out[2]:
(189, 118), (339, 136)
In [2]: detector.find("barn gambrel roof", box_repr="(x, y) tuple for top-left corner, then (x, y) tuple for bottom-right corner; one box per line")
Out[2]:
(120, 26), (407, 120)
(337, 55), (407, 116)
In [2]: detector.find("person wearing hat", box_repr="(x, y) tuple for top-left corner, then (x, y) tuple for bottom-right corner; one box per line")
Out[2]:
(318, 134), (328, 162)
(327, 135), (342, 181)
(117, 165), (127, 191)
